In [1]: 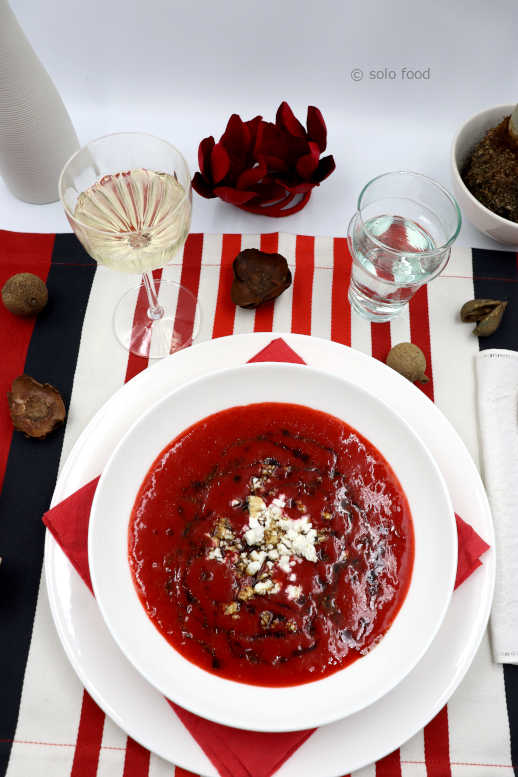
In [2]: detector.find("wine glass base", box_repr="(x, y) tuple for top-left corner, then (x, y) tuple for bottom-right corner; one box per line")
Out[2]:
(113, 279), (200, 359)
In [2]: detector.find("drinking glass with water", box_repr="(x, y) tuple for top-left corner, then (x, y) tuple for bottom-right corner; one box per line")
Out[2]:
(348, 171), (461, 322)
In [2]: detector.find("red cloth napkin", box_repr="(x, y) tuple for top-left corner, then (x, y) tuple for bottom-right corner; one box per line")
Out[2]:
(43, 338), (489, 777)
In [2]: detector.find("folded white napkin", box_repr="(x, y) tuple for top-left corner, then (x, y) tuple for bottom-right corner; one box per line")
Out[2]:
(476, 349), (518, 664)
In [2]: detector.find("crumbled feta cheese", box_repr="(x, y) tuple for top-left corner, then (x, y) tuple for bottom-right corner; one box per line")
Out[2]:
(254, 579), (274, 595)
(207, 546), (223, 561)
(290, 531), (318, 562)
(205, 472), (318, 603)
(286, 584), (302, 600)
(244, 524), (264, 546)
(241, 495), (318, 577)
(246, 549), (267, 575)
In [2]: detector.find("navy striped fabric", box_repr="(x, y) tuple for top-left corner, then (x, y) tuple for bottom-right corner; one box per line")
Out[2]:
(0, 235), (96, 774)
(473, 247), (518, 777)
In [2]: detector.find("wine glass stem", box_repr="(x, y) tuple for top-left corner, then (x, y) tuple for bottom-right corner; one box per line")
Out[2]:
(142, 271), (164, 321)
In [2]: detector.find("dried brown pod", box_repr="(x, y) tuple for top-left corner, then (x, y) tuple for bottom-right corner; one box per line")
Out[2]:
(2, 273), (48, 316)
(473, 301), (508, 337)
(460, 299), (504, 322)
(231, 248), (292, 309)
(386, 342), (429, 384)
(8, 375), (66, 439)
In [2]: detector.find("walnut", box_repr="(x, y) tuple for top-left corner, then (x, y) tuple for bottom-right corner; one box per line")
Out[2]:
(264, 528), (279, 546)
(238, 585), (254, 601)
(224, 602), (240, 616)
(214, 517), (232, 540)
(260, 610), (273, 629)
(247, 495), (265, 517)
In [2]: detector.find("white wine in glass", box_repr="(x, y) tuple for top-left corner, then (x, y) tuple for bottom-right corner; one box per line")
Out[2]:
(59, 133), (200, 359)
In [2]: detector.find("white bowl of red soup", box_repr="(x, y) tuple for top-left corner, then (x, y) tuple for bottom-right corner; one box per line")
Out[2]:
(89, 362), (457, 732)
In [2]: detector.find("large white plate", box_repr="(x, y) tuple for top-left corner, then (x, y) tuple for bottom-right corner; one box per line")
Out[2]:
(44, 333), (495, 776)
(89, 363), (456, 731)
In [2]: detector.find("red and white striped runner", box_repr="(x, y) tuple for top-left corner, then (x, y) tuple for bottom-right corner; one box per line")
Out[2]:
(3, 232), (513, 777)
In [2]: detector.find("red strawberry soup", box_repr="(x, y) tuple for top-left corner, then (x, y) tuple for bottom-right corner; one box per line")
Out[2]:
(128, 402), (414, 687)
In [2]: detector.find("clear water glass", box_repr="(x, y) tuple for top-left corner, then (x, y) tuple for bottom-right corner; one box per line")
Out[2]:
(347, 171), (461, 322)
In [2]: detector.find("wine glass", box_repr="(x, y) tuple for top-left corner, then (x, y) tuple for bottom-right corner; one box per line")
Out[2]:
(59, 132), (200, 359)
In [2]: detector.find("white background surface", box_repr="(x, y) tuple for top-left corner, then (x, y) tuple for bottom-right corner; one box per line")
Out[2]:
(2, 0), (518, 247)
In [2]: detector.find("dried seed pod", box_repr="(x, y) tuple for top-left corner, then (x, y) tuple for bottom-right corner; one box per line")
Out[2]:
(231, 248), (292, 309)
(2, 273), (48, 316)
(386, 342), (429, 384)
(8, 375), (66, 439)
(460, 299), (503, 322)
(473, 301), (508, 337)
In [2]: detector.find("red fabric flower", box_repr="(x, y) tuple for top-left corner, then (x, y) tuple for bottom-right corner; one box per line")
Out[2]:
(192, 102), (335, 217)
(192, 113), (278, 207)
(255, 102), (335, 195)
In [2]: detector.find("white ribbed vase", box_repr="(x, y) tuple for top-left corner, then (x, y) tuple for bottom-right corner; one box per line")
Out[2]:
(0, 0), (79, 203)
